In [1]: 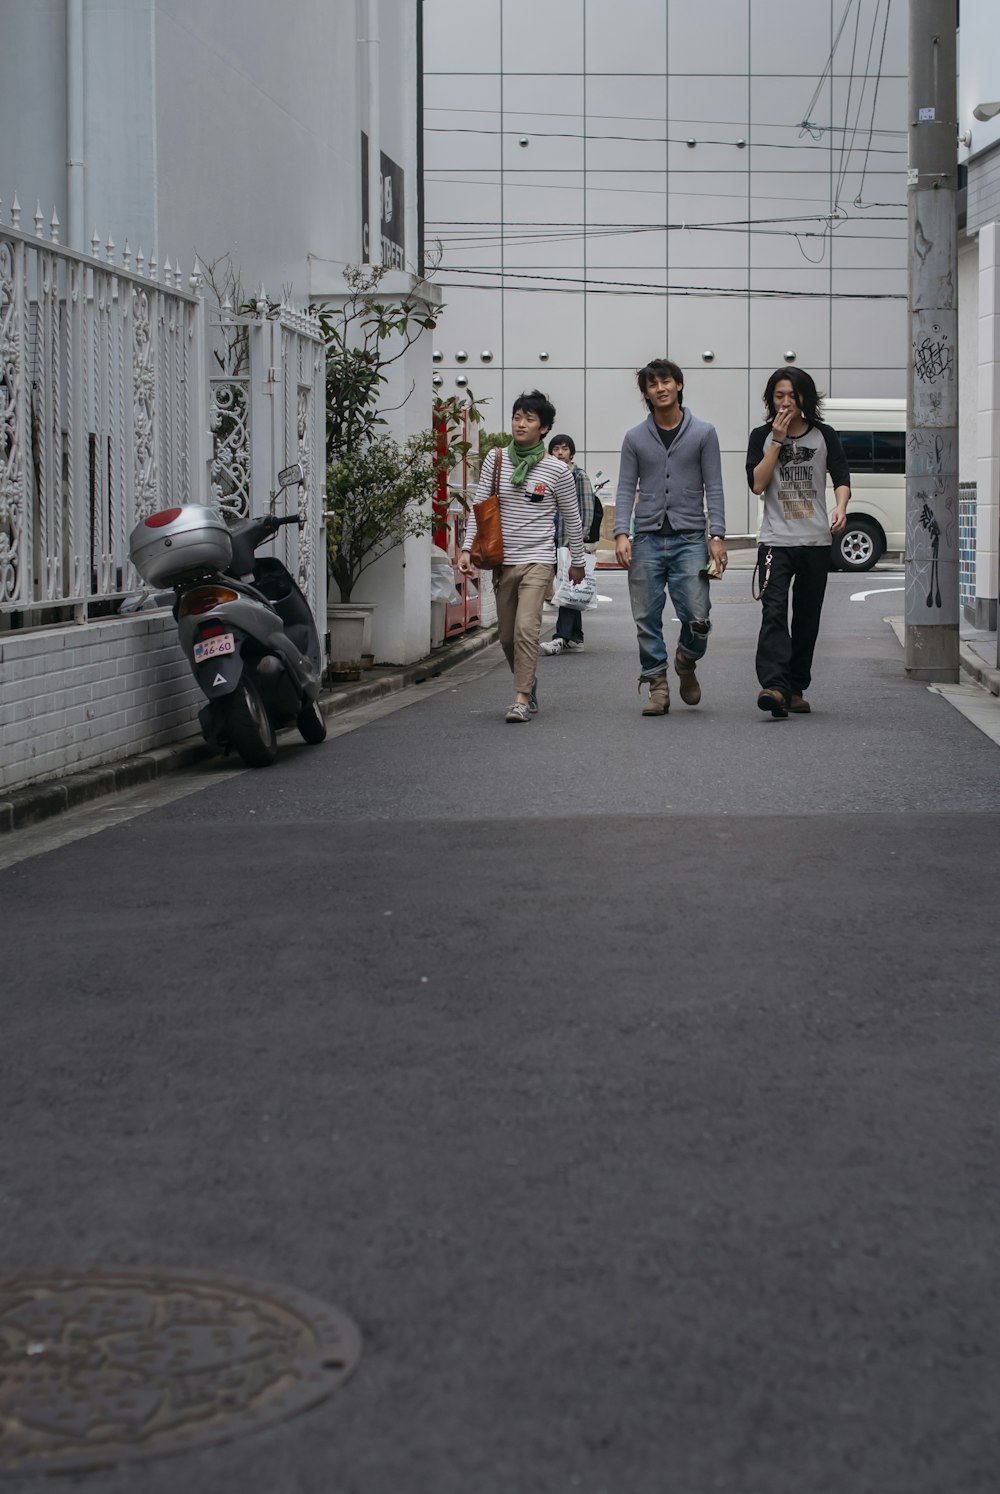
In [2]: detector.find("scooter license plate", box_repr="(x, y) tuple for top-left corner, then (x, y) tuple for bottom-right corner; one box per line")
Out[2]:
(193, 633), (235, 662)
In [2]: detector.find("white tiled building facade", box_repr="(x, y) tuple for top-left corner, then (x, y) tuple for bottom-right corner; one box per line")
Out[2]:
(423, 0), (909, 535)
(957, 0), (1000, 632)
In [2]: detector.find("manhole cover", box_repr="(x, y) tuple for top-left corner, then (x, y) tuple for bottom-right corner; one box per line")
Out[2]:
(0, 1268), (362, 1476)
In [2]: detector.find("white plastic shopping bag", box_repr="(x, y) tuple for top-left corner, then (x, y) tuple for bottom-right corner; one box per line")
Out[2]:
(430, 547), (461, 605)
(553, 547), (598, 610)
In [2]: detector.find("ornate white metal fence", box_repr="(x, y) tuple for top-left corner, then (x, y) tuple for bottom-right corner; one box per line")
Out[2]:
(210, 299), (326, 625)
(0, 199), (209, 619)
(1, 197), (325, 631)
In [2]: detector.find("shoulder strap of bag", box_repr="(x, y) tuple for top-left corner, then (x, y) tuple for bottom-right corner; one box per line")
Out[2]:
(491, 445), (503, 495)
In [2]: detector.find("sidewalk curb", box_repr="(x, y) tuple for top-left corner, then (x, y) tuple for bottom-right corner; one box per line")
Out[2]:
(959, 641), (1000, 696)
(887, 614), (1000, 696)
(0, 625), (499, 835)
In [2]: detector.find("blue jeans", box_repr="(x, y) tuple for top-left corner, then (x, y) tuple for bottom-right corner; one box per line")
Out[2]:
(628, 530), (711, 678)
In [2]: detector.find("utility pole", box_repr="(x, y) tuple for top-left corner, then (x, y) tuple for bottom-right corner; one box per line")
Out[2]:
(905, 0), (959, 681)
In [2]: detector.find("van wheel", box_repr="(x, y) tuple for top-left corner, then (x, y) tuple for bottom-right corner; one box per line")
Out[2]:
(224, 676), (278, 767)
(297, 698), (327, 745)
(835, 519), (883, 572)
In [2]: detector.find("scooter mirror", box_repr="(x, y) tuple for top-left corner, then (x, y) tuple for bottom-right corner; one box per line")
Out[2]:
(277, 462), (304, 490)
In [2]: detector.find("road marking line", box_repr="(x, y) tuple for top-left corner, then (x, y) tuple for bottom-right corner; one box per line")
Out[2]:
(851, 586), (904, 601)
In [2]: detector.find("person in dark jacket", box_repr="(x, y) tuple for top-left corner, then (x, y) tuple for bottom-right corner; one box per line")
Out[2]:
(614, 359), (728, 716)
(540, 433), (595, 655)
(746, 366), (851, 718)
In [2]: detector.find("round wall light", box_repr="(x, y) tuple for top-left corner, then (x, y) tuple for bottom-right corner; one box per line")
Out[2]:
(538, 351), (550, 362)
(783, 350), (797, 362)
(455, 350), (468, 363)
(455, 374), (468, 387)
(432, 350), (442, 363)
(701, 350), (715, 362)
(480, 350), (493, 362)
(432, 373), (443, 387)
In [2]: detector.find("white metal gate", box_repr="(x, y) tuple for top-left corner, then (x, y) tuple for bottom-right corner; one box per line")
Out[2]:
(209, 300), (326, 625)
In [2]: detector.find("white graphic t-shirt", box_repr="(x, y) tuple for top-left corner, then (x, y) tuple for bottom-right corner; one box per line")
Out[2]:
(746, 420), (851, 547)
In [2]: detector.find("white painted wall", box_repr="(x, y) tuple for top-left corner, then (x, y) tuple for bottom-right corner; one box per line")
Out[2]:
(0, 0), (449, 796)
(958, 2), (1000, 168)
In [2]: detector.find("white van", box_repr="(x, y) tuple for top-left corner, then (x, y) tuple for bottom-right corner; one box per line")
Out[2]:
(823, 397), (905, 571)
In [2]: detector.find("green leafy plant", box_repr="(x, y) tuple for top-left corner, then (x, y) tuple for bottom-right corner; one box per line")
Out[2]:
(318, 266), (484, 601)
(325, 432), (439, 603)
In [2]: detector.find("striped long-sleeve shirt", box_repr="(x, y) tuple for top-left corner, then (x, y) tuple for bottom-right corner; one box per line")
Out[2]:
(463, 447), (585, 567)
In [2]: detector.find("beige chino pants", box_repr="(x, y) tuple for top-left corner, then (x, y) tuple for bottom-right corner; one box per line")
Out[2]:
(494, 563), (554, 695)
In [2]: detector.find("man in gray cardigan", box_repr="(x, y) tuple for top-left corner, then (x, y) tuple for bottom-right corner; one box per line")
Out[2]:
(614, 359), (728, 715)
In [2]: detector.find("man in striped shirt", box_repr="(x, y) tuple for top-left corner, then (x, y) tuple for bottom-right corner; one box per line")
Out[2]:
(459, 391), (585, 723)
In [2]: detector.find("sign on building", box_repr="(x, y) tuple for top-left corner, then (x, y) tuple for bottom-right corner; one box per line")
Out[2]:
(361, 134), (405, 270)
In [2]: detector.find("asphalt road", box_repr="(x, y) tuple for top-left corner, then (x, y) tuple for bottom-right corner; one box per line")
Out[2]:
(3, 569), (999, 1493)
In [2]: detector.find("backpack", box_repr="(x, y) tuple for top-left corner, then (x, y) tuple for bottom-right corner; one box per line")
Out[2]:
(586, 494), (604, 545)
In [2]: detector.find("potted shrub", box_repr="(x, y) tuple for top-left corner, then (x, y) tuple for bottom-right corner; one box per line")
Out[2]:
(318, 267), (481, 670)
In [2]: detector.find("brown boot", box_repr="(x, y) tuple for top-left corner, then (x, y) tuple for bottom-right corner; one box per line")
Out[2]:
(789, 693), (811, 713)
(640, 674), (670, 715)
(674, 649), (701, 706)
(757, 687), (789, 719)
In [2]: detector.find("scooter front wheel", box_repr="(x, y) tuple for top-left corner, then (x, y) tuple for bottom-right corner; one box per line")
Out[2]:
(224, 676), (278, 767)
(297, 698), (327, 745)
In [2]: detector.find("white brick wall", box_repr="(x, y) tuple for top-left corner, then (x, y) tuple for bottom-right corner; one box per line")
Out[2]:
(0, 614), (203, 794)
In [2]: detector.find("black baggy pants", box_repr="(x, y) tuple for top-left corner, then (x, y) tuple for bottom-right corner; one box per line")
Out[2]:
(755, 543), (831, 699)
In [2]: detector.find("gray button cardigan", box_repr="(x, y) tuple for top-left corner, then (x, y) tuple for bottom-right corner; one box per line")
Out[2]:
(613, 410), (726, 538)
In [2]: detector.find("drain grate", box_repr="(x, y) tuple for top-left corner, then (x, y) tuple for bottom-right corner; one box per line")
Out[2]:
(0, 1268), (362, 1476)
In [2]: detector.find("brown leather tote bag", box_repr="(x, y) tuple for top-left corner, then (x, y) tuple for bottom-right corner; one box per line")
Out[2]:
(469, 446), (505, 571)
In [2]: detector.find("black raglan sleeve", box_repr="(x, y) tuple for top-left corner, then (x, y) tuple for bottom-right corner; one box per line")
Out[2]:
(746, 424), (770, 487)
(818, 422), (851, 489)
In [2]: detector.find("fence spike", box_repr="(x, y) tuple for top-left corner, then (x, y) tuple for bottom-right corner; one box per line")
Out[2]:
(106, 234), (115, 264)
(50, 208), (60, 243)
(189, 263), (204, 294)
(11, 192), (21, 227)
(175, 259), (184, 291)
(35, 201), (44, 236)
(136, 246), (145, 274)
(149, 250), (158, 280)
(256, 284), (268, 316)
(91, 227), (101, 256)
(122, 239), (131, 269)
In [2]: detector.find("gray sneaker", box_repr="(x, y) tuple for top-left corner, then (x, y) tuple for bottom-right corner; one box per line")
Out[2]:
(505, 702), (532, 723)
(539, 638), (566, 655)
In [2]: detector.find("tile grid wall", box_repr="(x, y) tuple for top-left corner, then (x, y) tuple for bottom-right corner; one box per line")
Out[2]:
(423, 0), (908, 537)
(959, 482), (977, 611)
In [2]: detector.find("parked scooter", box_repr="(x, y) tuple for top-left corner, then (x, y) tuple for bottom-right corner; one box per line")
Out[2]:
(127, 464), (326, 767)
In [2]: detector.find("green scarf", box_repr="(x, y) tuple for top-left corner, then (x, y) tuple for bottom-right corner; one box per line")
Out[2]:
(507, 438), (547, 488)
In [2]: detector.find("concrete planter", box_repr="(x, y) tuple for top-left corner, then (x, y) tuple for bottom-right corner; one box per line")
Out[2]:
(349, 603), (377, 669)
(326, 604), (368, 681)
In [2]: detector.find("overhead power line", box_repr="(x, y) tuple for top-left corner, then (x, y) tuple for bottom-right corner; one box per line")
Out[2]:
(433, 267), (905, 300)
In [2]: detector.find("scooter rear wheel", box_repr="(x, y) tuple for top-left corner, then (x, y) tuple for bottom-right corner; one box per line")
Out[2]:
(224, 676), (278, 767)
(297, 698), (327, 745)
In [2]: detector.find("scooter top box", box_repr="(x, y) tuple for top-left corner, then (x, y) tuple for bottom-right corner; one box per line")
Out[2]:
(129, 504), (233, 586)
